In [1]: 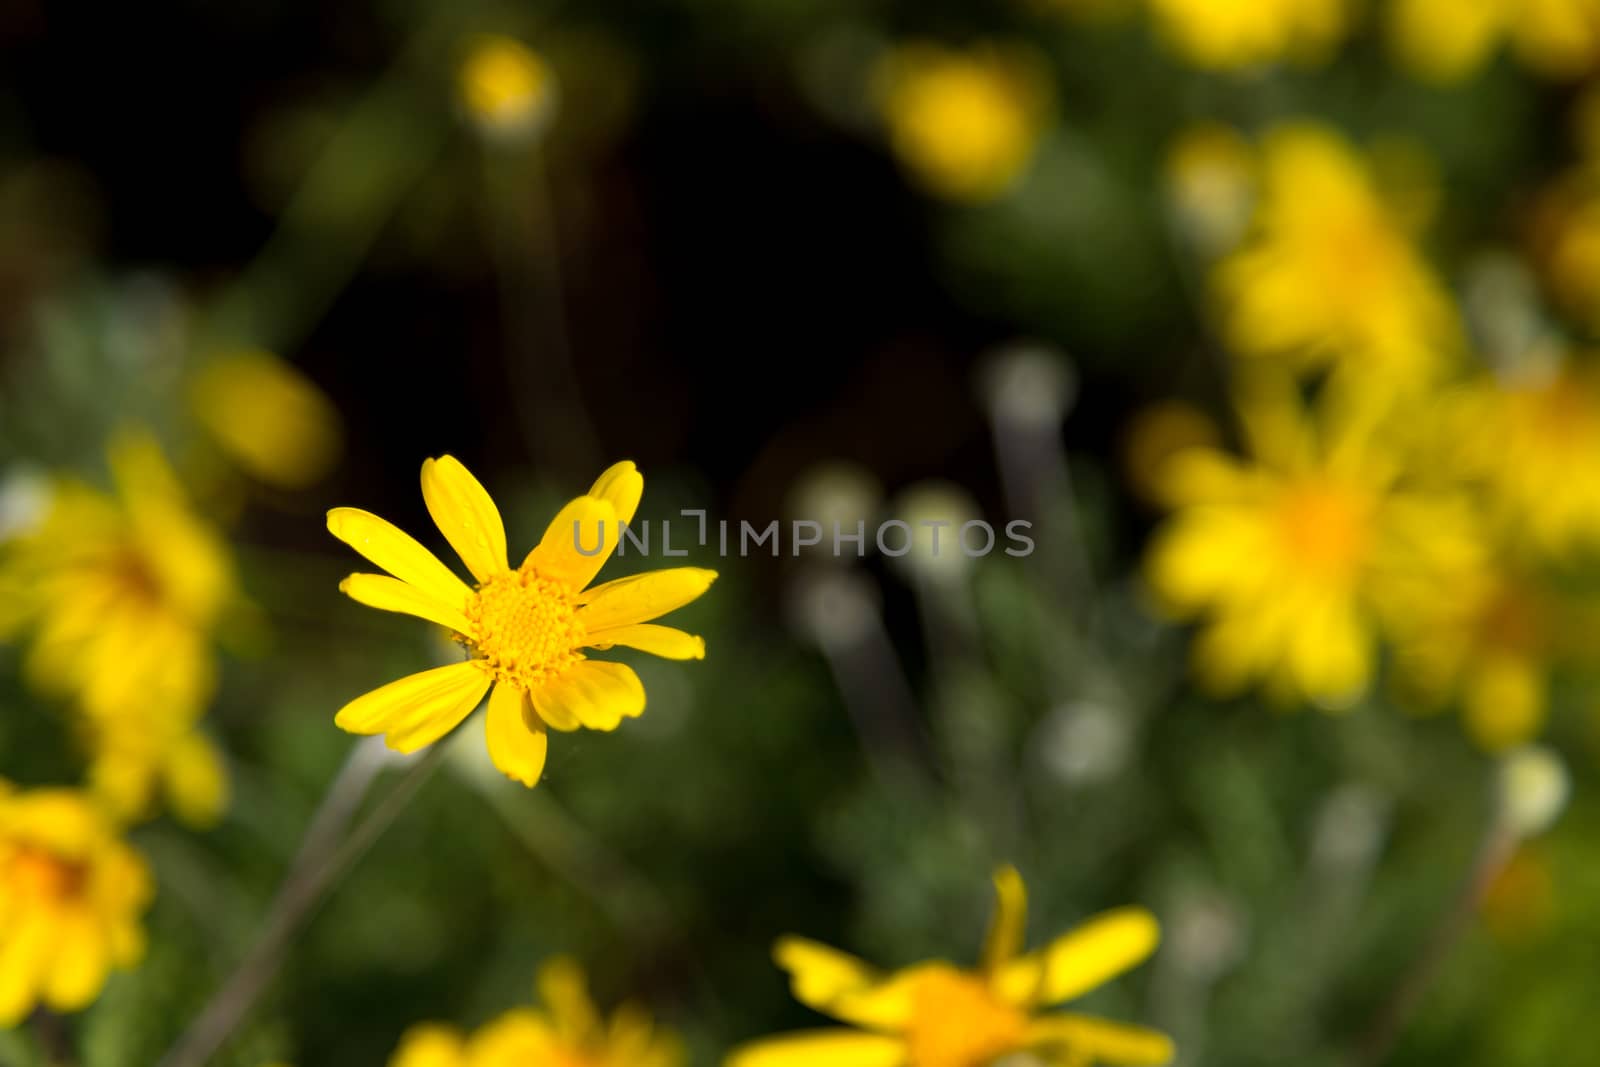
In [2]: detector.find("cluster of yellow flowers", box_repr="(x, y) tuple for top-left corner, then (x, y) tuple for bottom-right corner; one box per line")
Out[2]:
(1144, 120), (1600, 750)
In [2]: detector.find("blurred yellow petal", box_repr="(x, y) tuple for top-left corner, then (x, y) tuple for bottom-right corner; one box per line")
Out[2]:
(1464, 656), (1544, 752)
(577, 568), (718, 631)
(537, 956), (601, 1042)
(1027, 1013), (1175, 1065)
(162, 731), (230, 828)
(774, 937), (882, 1010)
(995, 907), (1161, 1007)
(589, 460), (644, 528)
(189, 351), (343, 489)
(529, 660), (644, 732)
(0, 911), (56, 1025)
(334, 661), (491, 752)
(422, 456), (509, 583)
(585, 623), (706, 660)
(522, 496), (619, 591)
(340, 573), (474, 634)
(485, 682), (547, 787)
(389, 1023), (471, 1067)
(982, 865), (1029, 972)
(727, 1030), (906, 1067)
(327, 508), (472, 608)
(42, 914), (108, 1012)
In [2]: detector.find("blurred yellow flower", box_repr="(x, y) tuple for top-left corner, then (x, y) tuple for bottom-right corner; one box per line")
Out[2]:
(82, 715), (230, 828)
(189, 350), (343, 489)
(875, 42), (1050, 202)
(1389, 0), (1600, 82)
(1144, 0), (1349, 70)
(329, 458), (715, 787)
(388, 957), (682, 1067)
(1532, 166), (1600, 333)
(1216, 125), (1459, 392)
(727, 867), (1172, 1067)
(0, 782), (152, 1025)
(459, 34), (557, 143)
(1144, 381), (1445, 706)
(1165, 123), (1257, 257)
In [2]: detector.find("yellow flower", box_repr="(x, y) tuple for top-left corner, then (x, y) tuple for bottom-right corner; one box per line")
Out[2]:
(1164, 123), (1257, 257)
(1216, 125), (1459, 392)
(1533, 166), (1600, 334)
(189, 350), (343, 490)
(328, 458), (715, 787)
(0, 782), (152, 1025)
(1144, 380), (1453, 707)
(875, 42), (1050, 202)
(459, 35), (557, 143)
(388, 957), (682, 1067)
(81, 716), (230, 828)
(1389, 0), (1600, 82)
(1144, 0), (1349, 70)
(728, 867), (1171, 1067)
(0, 432), (235, 721)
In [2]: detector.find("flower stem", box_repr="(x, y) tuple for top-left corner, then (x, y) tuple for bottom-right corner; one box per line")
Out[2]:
(156, 742), (447, 1067)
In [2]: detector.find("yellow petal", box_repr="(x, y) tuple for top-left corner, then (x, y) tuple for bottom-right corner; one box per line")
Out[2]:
(577, 568), (717, 631)
(340, 573), (474, 634)
(726, 1030), (906, 1067)
(588, 460), (644, 527)
(529, 660), (644, 732)
(43, 914), (109, 1012)
(335, 661), (492, 754)
(537, 956), (600, 1042)
(162, 731), (230, 828)
(327, 507), (472, 608)
(995, 907), (1160, 1007)
(585, 623), (706, 660)
(523, 496), (619, 591)
(773, 938), (905, 1026)
(485, 682), (548, 787)
(0, 910), (56, 1025)
(422, 455), (509, 583)
(389, 1023), (471, 1067)
(982, 865), (1028, 972)
(1026, 1014), (1175, 1065)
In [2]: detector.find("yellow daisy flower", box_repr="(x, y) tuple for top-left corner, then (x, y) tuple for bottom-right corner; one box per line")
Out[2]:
(387, 957), (682, 1067)
(1143, 380), (1464, 707)
(1144, 0), (1350, 71)
(874, 42), (1051, 202)
(0, 782), (153, 1025)
(328, 458), (716, 787)
(727, 867), (1171, 1067)
(1215, 125), (1459, 392)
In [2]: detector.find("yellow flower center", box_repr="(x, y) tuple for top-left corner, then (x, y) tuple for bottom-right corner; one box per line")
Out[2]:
(8, 845), (86, 904)
(464, 568), (585, 688)
(904, 969), (1028, 1067)
(1275, 481), (1370, 579)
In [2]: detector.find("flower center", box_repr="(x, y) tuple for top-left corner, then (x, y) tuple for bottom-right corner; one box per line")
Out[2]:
(1275, 480), (1370, 580)
(464, 568), (585, 689)
(8, 845), (86, 904)
(904, 969), (1028, 1067)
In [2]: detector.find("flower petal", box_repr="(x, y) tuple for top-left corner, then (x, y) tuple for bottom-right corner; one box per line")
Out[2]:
(528, 660), (644, 732)
(726, 1030), (906, 1067)
(422, 455), (509, 583)
(772, 938), (947, 1030)
(995, 907), (1161, 1007)
(982, 865), (1028, 973)
(588, 460), (644, 528)
(42, 914), (109, 1012)
(537, 956), (600, 1042)
(334, 661), (491, 754)
(485, 681), (548, 787)
(327, 507), (472, 608)
(584, 623), (705, 660)
(523, 496), (619, 591)
(340, 573), (473, 634)
(389, 1023), (471, 1067)
(577, 568), (717, 631)
(1026, 1014), (1175, 1065)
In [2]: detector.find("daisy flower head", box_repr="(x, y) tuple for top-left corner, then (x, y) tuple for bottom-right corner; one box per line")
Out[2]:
(0, 782), (153, 1025)
(728, 866), (1172, 1067)
(328, 458), (716, 787)
(388, 956), (682, 1067)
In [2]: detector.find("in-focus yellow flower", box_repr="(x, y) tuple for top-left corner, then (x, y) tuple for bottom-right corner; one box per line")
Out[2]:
(727, 867), (1172, 1067)
(1144, 380), (1460, 707)
(459, 34), (557, 143)
(388, 957), (682, 1067)
(328, 458), (715, 787)
(875, 42), (1050, 202)
(0, 782), (152, 1025)
(189, 350), (343, 489)
(1388, 0), (1600, 82)
(1144, 0), (1350, 70)
(1216, 125), (1459, 393)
